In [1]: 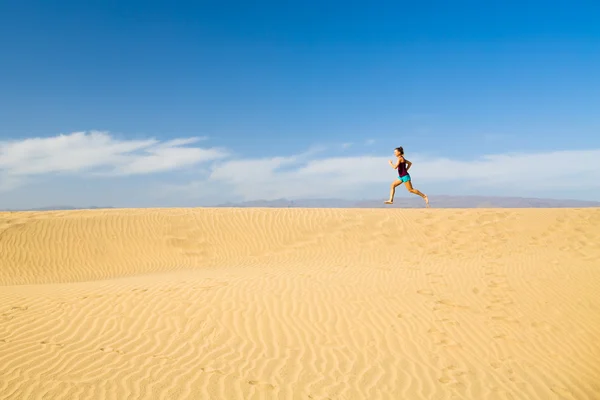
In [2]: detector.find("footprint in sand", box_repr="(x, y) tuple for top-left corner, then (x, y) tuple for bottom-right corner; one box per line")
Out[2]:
(436, 318), (460, 326)
(550, 386), (573, 397)
(428, 327), (445, 335)
(417, 289), (434, 296)
(491, 316), (520, 324)
(531, 321), (554, 331)
(100, 347), (125, 355)
(436, 299), (469, 309)
(40, 341), (65, 348)
(486, 305), (504, 311)
(436, 338), (462, 348)
(490, 362), (502, 369)
(439, 366), (467, 385)
(248, 380), (275, 390)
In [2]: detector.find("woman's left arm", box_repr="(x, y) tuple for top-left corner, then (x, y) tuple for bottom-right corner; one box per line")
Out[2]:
(405, 159), (413, 170)
(389, 156), (402, 169)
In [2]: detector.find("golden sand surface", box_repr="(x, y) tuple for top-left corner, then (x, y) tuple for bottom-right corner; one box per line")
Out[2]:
(1, 208), (599, 399)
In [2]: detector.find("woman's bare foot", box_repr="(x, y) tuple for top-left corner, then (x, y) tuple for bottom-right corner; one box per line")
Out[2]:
(384, 200), (393, 204)
(424, 196), (430, 207)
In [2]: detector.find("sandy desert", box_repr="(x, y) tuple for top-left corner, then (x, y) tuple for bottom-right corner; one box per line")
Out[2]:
(1, 207), (599, 400)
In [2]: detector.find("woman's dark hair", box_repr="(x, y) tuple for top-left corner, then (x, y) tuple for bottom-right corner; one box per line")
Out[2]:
(395, 146), (404, 155)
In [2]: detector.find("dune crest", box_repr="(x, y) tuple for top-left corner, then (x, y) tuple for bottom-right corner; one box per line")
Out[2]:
(1, 208), (599, 399)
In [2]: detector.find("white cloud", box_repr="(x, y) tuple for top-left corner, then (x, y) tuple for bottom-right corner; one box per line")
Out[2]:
(173, 148), (600, 202)
(365, 139), (375, 146)
(2, 131), (600, 204)
(0, 131), (227, 189)
(415, 150), (600, 187)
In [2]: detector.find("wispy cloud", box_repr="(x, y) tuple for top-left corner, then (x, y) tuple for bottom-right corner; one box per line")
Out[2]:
(2, 131), (600, 204)
(181, 148), (600, 201)
(0, 131), (227, 189)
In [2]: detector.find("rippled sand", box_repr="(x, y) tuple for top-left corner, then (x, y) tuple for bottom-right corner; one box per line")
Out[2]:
(1, 208), (599, 399)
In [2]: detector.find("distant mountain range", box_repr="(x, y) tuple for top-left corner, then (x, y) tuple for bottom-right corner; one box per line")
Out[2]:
(3, 196), (599, 211)
(216, 196), (600, 208)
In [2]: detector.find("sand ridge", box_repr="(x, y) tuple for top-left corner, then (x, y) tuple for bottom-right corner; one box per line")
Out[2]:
(1, 208), (599, 399)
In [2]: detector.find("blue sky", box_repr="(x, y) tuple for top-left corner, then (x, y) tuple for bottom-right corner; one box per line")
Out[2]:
(1, 1), (599, 208)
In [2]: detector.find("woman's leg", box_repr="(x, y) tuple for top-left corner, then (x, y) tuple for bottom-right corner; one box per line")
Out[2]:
(384, 179), (402, 204)
(404, 180), (430, 207)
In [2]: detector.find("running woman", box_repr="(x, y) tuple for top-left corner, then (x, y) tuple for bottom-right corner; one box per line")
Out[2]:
(384, 146), (430, 207)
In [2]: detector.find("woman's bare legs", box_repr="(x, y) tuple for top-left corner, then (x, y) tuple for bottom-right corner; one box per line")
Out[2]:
(384, 179), (402, 204)
(404, 181), (430, 207)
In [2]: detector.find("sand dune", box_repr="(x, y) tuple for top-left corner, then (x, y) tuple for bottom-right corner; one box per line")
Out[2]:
(1, 208), (599, 399)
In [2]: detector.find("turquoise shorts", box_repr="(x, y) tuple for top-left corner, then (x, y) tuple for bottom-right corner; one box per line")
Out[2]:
(398, 174), (411, 183)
